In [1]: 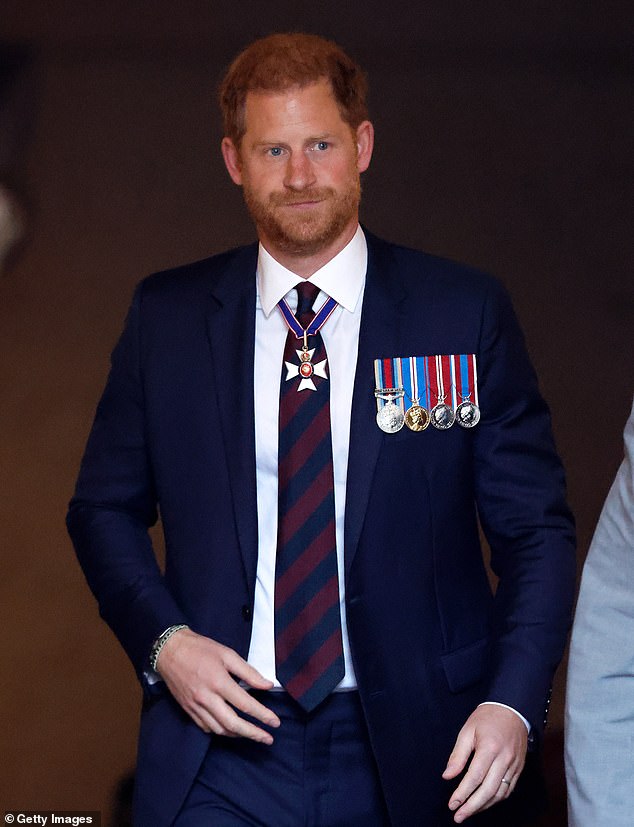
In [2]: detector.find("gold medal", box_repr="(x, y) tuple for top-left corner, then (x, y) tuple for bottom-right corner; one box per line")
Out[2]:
(405, 404), (429, 431)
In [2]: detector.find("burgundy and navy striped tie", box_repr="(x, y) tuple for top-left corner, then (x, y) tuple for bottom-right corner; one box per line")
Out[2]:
(275, 281), (344, 712)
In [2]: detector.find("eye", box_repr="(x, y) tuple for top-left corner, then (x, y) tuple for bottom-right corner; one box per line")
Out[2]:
(315, 141), (329, 151)
(267, 146), (283, 157)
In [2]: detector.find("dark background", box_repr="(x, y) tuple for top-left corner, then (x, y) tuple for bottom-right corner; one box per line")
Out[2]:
(1, 1), (632, 822)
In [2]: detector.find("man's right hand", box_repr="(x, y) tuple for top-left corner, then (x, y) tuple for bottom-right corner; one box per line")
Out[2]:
(155, 627), (281, 744)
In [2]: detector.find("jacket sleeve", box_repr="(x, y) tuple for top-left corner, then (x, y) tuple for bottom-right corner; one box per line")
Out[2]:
(565, 397), (634, 827)
(67, 282), (189, 686)
(473, 278), (577, 735)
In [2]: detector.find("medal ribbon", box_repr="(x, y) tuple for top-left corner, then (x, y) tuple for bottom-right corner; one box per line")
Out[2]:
(391, 357), (404, 396)
(377, 355), (477, 417)
(426, 356), (440, 405)
(374, 358), (406, 413)
(454, 354), (479, 405)
(374, 358), (384, 392)
(401, 357), (414, 404)
(377, 357), (404, 392)
(428, 355), (456, 408)
(382, 357), (393, 389)
(470, 354), (479, 406)
(443, 355), (457, 408)
(413, 357), (429, 408)
(381, 358), (404, 409)
(278, 292), (339, 340)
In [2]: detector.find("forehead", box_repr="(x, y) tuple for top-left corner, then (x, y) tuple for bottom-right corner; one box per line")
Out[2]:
(242, 79), (348, 138)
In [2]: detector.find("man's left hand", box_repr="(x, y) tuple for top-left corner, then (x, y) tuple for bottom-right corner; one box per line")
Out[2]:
(442, 705), (528, 823)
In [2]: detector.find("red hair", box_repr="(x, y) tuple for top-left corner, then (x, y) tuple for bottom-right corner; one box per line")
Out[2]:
(219, 33), (368, 145)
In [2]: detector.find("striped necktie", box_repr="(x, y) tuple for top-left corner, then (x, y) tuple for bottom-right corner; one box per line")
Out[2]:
(275, 281), (344, 711)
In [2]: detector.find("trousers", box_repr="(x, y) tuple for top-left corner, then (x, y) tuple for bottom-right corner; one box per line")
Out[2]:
(173, 690), (390, 826)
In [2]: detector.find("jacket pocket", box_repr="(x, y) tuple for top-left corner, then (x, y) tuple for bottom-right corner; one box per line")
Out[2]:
(440, 637), (490, 693)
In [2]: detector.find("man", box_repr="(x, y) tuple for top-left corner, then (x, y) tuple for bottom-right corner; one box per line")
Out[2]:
(67, 33), (576, 826)
(565, 397), (634, 827)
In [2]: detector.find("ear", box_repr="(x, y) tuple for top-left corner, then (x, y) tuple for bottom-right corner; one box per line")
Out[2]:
(355, 120), (374, 174)
(221, 137), (243, 186)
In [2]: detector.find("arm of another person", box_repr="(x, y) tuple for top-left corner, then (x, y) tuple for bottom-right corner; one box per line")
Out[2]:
(565, 397), (634, 827)
(442, 279), (576, 822)
(67, 283), (279, 741)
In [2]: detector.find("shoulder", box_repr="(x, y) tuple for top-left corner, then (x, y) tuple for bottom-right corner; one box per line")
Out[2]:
(137, 242), (258, 303)
(364, 229), (505, 305)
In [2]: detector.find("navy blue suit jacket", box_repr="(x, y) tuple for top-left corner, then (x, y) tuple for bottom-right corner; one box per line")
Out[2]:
(67, 231), (576, 826)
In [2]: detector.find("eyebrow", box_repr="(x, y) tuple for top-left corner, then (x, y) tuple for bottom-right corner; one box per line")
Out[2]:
(252, 133), (335, 149)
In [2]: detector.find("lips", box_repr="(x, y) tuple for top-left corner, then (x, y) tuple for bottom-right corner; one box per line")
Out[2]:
(270, 188), (333, 208)
(282, 199), (324, 208)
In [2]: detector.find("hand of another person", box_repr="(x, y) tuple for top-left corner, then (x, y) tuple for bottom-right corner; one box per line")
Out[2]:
(156, 627), (281, 744)
(442, 705), (528, 823)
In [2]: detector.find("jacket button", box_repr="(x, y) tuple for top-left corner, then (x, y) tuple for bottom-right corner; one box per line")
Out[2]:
(241, 605), (252, 621)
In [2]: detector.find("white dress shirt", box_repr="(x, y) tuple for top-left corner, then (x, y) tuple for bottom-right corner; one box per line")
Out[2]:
(247, 225), (367, 688)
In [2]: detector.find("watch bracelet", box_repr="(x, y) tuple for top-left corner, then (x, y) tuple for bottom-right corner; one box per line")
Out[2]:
(149, 624), (189, 672)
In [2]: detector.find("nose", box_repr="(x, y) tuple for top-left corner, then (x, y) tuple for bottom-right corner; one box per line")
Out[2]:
(283, 151), (316, 191)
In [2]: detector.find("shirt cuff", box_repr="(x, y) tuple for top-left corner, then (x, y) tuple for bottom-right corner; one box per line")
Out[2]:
(144, 668), (163, 685)
(478, 701), (531, 733)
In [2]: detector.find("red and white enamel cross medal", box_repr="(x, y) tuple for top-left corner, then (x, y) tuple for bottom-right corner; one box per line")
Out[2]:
(284, 338), (329, 392)
(278, 295), (338, 392)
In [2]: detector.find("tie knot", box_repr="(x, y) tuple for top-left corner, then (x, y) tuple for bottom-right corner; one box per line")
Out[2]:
(295, 281), (321, 326)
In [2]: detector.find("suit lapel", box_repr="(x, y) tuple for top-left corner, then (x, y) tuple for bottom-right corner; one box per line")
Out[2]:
(205, 244), (260, 594)
(345, 233), (407, 579)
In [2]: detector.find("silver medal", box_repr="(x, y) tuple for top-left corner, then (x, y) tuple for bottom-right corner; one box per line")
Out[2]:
(430, 402), (455, 430)
(456, 400), (480, 428)
(376, 400), (405, 433)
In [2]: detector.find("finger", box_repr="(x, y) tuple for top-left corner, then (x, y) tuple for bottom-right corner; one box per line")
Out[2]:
(203, 695), (276, 744)
(448, 749), (500, 814)
(192, 709), (255, 741)
(466, 772), (516, 817)
(177, 675), (278, 741)
(186, 705), (227, 736)
(187, 693), (273, 742)
(185, 677), (279, 742)
(223, 650), (276, 691)
(498, 773), (514, 800)
(221, 680), (281, 728)
(494, 754), (524, 802)
(451, 758), (512, 823)
(442, 726), (475, 779)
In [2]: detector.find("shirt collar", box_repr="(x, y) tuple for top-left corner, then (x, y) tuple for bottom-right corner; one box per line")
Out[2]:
(257, 225), (367, 317)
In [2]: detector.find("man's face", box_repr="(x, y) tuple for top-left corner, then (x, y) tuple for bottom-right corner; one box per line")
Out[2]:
(222, 79), (373, 263)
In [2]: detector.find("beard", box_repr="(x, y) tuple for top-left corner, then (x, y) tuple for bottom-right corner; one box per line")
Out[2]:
(241, 176), (361, 258)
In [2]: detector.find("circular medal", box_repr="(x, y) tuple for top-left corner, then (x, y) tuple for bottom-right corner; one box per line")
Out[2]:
(376, 401), (405, 433)
(405, 404), (430, 432)
(456, 401), (480, 428)
(430, 402), (455, 430)
(299, 361), (313, 378)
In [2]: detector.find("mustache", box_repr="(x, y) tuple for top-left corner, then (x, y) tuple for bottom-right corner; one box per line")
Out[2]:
(268, 188), (334, 206)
